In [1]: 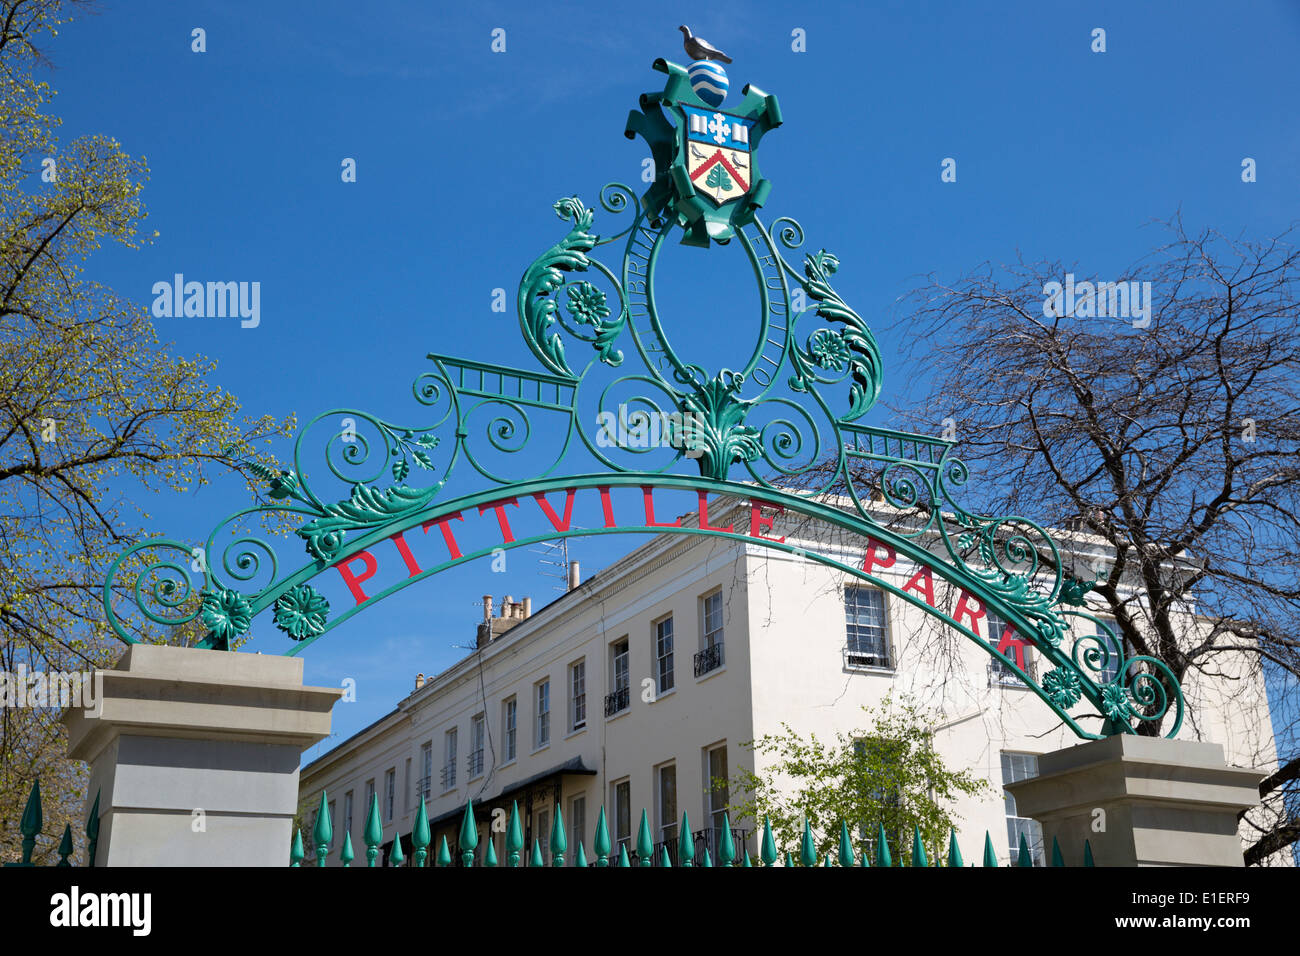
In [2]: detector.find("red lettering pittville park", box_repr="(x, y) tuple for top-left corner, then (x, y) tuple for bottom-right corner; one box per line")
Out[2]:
(331, 486), (787, 606)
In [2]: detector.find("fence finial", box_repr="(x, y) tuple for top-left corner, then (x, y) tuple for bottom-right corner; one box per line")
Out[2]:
(678, 811), (695, 867)
(594, 805), (611, 867)
(982, 831), (998, 867)
(460, 800), (479, 867)
(948, 829), (963, 867)
(364, 793), (382, 867)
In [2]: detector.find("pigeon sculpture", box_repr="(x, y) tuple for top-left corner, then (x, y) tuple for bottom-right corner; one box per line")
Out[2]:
(679, 25), (732, 64)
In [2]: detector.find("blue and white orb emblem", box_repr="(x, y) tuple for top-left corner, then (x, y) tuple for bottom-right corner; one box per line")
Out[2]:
(688, 60), (728, 107)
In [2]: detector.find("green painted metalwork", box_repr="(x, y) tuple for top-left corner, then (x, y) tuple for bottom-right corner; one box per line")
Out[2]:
(700, 847), (712, 867)
(573, 842), (586, 867)
(1084, 840), (1096, 867)
(594, 805), (611, 867)
(948, 829), (963, 867)
(659, 846), (672, 867)
(485, 840), (499, 867)
(340, 831), (354, 867)
(57, 825), (73, 867)
(983, 832), (997, 867)
(364, 794), (382, 867)
(1017, 832), (1033, 867)
(718, 811), (736, 866)
(529, 839), (544, 868)
(799, 818), (817, 867)
(876, 823), (893, 868)
(911, 826), (928, 867)
(290, 829), (304, 867)
(507, 801), (523, 868)
(18, 780), (41, 865)
(617, 845), (631, 867)
(312, 790), (331, 867)
(760, 816), (777, 866)
(436, 836), (451, 868)
(460, 801), (479, 867)
(95, 57), (1183, 743)
(412, 798), (430, 868)
(838, 821), (855, 867)
(551, 804), (567, 866)
(783, 851), (792, 868)
(636, 809), (653, 867)
(678, 812), (695, 867)
(1051, 836), (1065, 867)
(389, 833), (404, 867)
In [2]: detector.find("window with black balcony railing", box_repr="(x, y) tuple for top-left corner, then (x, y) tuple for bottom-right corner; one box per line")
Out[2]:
(693, 640), (724, 677)
(604, 685), (630, 717)
(440, 763), (456, 790)
(467, 748), (484, 778)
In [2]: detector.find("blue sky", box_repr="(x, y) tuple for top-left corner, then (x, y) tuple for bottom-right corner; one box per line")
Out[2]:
(43, 1), (1300, 759)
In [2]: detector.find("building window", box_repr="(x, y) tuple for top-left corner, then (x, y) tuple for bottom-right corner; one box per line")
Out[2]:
(343, 791), (353, 844)
(469, 713), (485, 778)
(612, 779), (632, 855)
(442, 728), (458, 790)
(503, 697), (517, 762)
(404, 757), (412, 810)
(384, 768), (395, 822)
(705, 744), (728, 844)
(569, 659), (587, 731)
(655, 616), (675, 694)
(570, 794), (586, 860)
(1093, 616), (1123, 685)
(537, 808), (551, 860)
(1002, 751), (1044, 866)
(854, 737), (902, 852)
(695, 591), (725, 677)
(657, 762), (678, 847)
(365, 779), (375, 821)
(606, 638), (630, 716)
(845, 586), (891, 668)
(419, 741), (432, 800)
(987, 609), (1036, 684)
(535, 679), (550, 749)
(327, 799), (336, 847)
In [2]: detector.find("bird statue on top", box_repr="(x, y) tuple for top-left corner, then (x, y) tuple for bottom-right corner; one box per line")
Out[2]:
(678, 25), (732, 63)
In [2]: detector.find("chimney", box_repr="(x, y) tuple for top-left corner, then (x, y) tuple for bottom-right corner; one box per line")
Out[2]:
(482, 595), (493, 622)
(415, 673), (425, 690)
(522, 596), (532, 618)
(567, 560), (580, 591)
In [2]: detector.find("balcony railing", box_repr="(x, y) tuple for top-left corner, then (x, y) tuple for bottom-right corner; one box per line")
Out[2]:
(467, 748), (484, 778)
(440, 763), (456, 789)
(693, 641), (724, 677)
(692, 825), (750, 862)
(604, 685), (629, 717)
(843, 644), (891, 671)
(416, 775), (431, 800)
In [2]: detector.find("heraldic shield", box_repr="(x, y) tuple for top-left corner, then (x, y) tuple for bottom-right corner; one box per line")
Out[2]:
(682, 105), (754, 205)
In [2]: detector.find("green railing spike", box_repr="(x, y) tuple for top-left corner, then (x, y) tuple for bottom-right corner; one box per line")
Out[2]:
(412, 798), (431, 868)
(551, 803), (567, 866)
(86, 790), (100, 868)
(340, 831), (354, 866)
(822, 853), (831, 867)
(1017, 832), (1033, 867)
(636, 809), (653, 866)
(911, 826), (928, 867)
(436, 835), (451, 867)
(594, 805), (611, 867)
(718, 811), (736, 866)
(1051, 836), (1064, 867)
(678, 811), (695, 867)
(364, 793), (383, 867)
(312, 790), (332, 867)
(742, 848), (752, 867)
(701, 847), (713, 867)
(948, 829), (963, 867)
(460, 800), (479, 867)
(659, 845), (672, 867)
(838, 820), (855, 867)
(784, 851), (793, 867)
(875, 823), (892, 868)
(485, 838), (499, 867)
(760, 815), (777, 866)
(506, 801), (524, 868)
(799, 818), (817, 866)
(1084, 839), (1095, 867)
(530, 839), (544, 867)
(575, 841), (587, 867)
(290, 828), (305, 867)
(18, 779), (42, 865)
(983, 831), (997, 867)
(57, 824), (74, 867)
(617, 844), (631, 867)
(389, 833), (405, 867)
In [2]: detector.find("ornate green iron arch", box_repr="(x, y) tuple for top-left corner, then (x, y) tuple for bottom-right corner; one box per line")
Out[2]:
(101, 55), (1183, 739)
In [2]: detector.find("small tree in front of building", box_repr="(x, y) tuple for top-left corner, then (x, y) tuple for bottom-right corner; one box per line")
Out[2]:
(723, 695), (991, 864)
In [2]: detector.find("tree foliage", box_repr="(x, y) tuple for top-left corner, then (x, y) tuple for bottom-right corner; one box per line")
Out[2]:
(723, 695), (991, 864)
(0, 0), (293, 862)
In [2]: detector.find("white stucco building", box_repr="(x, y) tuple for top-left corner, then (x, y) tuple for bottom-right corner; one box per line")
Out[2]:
(298, 494), (1280, 866)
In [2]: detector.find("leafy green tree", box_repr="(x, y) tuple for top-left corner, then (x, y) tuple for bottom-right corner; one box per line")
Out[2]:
(722, 695), (992, 864)
(0, 0), (292, 862)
